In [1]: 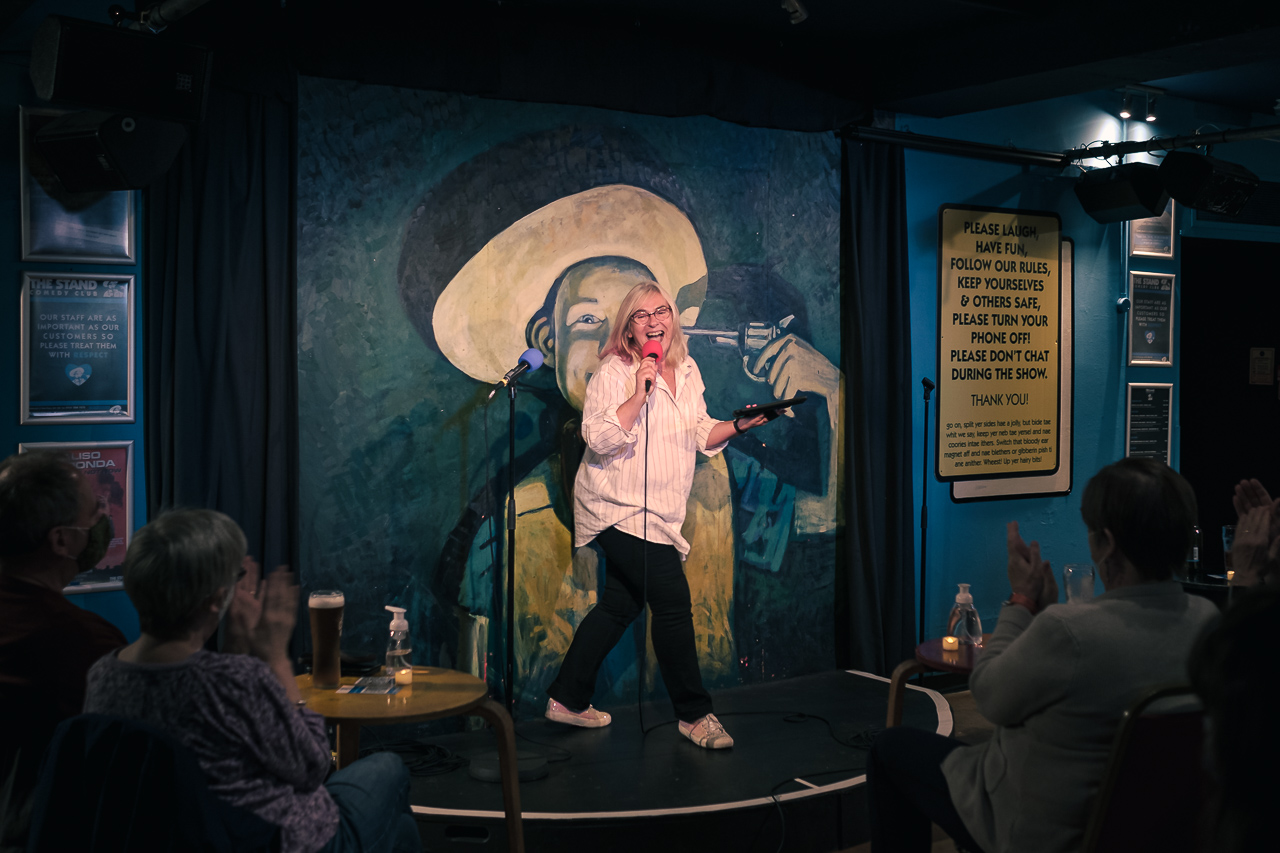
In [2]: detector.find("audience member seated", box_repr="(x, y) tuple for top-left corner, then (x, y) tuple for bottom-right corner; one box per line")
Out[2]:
(84, 509), (419, 853)
(0, 451), (125, 852)
(867, 457), (1219, 853)
(1228, 478), (1280, 589)
(1189, 588), (1280, 853)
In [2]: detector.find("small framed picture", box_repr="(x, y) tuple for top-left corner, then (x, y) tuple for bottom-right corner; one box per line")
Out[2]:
(18, 440), (133, 593)
(1125, 383), (1172, 464)
(1127, 272), (1175, 368)
(19, 106), (136, 264)
(20, 272), (135, 424)
(1129, 199), (1174, 259)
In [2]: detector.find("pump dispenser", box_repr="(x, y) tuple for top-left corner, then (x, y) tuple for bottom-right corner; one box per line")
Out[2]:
(385, 606), (412, 685)
(947, 584), (983, 645)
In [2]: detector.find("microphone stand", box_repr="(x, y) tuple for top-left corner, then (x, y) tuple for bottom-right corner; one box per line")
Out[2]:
(469, 378), (548, 783)
(506, 383), (517, 718)
(919, 377), (934, 645)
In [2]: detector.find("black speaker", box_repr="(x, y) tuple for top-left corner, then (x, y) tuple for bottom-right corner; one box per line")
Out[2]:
(35, 111), (187, 192)
(1074, 163), (1170, 224)
(1159, 150), (1259, 216)
(29, 15), (212, 124)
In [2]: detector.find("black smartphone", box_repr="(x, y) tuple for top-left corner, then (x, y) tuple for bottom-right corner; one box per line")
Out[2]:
(733, 395), (808, 419)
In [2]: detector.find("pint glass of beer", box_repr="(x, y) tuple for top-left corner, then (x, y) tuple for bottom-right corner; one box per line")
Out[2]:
(309, 590), (345, 689)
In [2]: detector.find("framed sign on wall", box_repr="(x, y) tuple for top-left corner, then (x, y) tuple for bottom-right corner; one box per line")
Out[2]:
(936, 204), (1063, 482)
(19, 107), (136, 264)
(1127, 271), (1175, 368)
(20, 272), (135, 424)
(952, 238), (1074, 501)
(1129, 200), (1175, 260)
(1126, 383), (1173, 464)
(18, 440), (133, 593)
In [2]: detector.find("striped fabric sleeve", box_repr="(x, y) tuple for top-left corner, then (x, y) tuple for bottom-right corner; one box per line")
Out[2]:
(581, 359), (642, 457)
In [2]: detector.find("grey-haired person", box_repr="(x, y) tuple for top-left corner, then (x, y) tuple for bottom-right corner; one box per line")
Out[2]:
(867, 458), (1219, 853)
(84, 509), (418, 853)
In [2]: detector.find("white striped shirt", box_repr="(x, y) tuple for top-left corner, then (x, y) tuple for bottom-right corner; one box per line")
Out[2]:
(574, 354), (728, 557)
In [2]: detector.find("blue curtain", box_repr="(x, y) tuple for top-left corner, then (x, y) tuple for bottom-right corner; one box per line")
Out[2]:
(838, 138), (917, 675)
(143, 58), (297, 575)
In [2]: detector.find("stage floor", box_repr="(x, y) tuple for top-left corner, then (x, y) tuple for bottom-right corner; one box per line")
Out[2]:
(405, 669), (950, 852)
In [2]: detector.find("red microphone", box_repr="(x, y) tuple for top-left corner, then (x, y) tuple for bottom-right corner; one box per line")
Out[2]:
(640, 340), (663, 392)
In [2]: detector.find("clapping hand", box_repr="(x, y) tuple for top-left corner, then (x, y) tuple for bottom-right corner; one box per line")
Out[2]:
(1007, 521), (1058, 611)
(225, 557), (298, 662)
(1231, 505), (1280, 587)
(1233, 478), (1277, 517)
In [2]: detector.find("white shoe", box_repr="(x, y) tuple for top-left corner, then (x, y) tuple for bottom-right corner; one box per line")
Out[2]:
(545, 698), (612, 728)
(679, 713), (734, 749)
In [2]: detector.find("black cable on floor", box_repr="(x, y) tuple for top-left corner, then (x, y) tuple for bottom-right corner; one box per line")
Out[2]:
(709, 708), (885, 750)
(748, 765), (872, 853)
(358, 732), (468, 778)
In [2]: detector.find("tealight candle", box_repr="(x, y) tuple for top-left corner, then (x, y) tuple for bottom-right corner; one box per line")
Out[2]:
(1227, 570), (1235, 583)
(394, 668), (413, 686)
(942, 636), (959, 651)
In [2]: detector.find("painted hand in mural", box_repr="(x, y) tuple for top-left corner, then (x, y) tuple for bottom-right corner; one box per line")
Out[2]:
(748, 334), (840, 407)
(748, 334), (842, 533)
(1006, 521), (1057, 610)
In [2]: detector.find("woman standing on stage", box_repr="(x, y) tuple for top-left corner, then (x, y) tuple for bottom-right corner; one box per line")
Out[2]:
(544, 281), (777, 749)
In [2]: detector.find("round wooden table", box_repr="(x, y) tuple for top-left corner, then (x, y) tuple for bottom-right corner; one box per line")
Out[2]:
(886, 636), (989, 727)
(297, 667), (524, 853)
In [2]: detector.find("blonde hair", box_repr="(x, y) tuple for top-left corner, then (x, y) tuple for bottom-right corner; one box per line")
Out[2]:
(599, 281), (688, 368)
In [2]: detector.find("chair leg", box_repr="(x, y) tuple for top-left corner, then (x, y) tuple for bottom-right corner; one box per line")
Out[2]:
(471, 698), (525, 853)
(886, 660), (931, 727)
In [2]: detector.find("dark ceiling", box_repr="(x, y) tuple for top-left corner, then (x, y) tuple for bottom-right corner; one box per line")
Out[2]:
(5, 0), (1279, 123)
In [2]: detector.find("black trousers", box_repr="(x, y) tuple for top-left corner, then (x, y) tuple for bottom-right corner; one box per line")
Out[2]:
(866, 726), (986, 853)
(547, 526), (713, 723)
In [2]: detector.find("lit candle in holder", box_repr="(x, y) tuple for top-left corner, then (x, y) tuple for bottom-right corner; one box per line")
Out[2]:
(942, 636), (959, 651)
(394, 668), (413, 686)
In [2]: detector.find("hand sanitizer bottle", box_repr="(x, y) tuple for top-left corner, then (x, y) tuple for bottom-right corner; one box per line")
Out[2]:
(384, 606), (412, 686)
(947, 584), (983, 645)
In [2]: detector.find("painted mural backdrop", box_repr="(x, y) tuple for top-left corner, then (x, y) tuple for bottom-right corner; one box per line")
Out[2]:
(297, 79), (842, 719)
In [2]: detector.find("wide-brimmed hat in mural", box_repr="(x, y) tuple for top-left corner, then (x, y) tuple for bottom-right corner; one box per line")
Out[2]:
(397, 125), (708, 382)
(435, 184), (706, 383)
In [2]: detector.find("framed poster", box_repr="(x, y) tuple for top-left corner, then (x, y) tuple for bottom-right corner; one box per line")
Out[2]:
(19, 106), (136, 264)
(18, 440), (133, 593)
(952, 238), (1074, 501)
(936, 204), (1062, 481)
(20, 272), (135, 424)
(1129, 200), (1175, 259)
(1126, 383), (1172, 464)
(1127, 271), (1175, 367)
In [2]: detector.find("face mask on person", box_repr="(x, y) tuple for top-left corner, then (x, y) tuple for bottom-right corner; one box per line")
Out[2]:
(75, 513), (113, 573)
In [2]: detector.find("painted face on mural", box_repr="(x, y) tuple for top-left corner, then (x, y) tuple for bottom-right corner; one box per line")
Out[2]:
(549, 258), (657, 411)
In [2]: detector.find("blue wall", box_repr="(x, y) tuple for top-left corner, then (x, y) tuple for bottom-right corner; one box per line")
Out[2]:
(902, 91), (1280, 636)
(1, 0), (143, 640)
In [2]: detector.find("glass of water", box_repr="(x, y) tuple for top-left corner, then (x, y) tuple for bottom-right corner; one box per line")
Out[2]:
(1063, 563), (1095, 603)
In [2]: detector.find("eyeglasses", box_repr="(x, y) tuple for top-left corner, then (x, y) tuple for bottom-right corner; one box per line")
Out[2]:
(629, 305), (671, 325)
